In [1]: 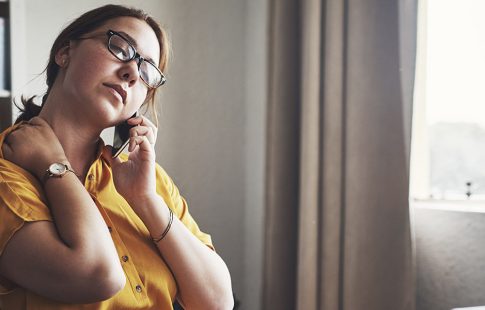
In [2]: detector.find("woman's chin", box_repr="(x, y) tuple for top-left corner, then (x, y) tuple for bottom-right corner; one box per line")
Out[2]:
(95, 103), (125, 125)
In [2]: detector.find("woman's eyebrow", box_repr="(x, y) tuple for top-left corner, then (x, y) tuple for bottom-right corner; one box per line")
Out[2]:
(118, 31), (138, 47)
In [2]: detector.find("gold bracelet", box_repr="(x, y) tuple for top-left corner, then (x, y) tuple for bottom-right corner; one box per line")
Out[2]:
(152, 208), (174, 243)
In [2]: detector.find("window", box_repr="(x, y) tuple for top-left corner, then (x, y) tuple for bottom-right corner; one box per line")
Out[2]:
(411, 0), (485, 201)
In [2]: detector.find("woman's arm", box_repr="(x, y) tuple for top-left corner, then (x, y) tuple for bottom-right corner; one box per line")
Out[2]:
(0, 173), (125, 303)
(129, 195), (234, 310)
(104, 115), (233, 310)
(0, 118), (125, 303)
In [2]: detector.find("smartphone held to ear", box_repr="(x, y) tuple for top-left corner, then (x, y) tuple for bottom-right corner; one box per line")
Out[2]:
(112, 112), (138, 158)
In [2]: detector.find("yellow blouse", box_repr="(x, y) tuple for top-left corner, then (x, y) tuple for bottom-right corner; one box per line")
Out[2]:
(0, 124), (213, 309)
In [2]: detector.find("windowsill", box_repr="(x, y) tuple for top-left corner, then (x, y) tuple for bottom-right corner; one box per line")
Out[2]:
(411, 198), (485, 213)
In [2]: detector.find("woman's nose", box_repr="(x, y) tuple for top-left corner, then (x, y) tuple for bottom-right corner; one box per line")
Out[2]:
(118, 60), (140, 86)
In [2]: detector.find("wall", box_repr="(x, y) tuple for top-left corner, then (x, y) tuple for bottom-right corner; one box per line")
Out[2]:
(10, 1), (267, 308)
(414, 201), (485, 310)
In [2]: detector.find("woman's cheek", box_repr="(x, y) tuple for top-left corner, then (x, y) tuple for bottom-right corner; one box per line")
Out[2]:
(136, 87), (149, 106)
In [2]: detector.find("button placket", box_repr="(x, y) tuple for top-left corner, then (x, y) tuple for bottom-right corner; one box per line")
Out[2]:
(93, 195), (148, 302)
(106, 225), (147, 300)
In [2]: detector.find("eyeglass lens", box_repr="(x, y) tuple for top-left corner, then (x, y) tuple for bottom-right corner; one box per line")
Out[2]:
(108, 33), (165, 88)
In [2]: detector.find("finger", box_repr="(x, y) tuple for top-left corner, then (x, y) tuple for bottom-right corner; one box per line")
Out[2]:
(29, 116), (47, 127)
(129, 136), (143, 152)
(129, 116), (158, 142)
(1, 142), (12, 158)
(10, 122), (28, 133)
(9, 123), (37, 139)
(4, 130), (20, 145)
(129, 126), (155, 145)
(128, 136), (152, 153)
(101, 146), (122, 166)
(2, 131), (16, 159)
(128, 116), (157, 134)
(129, 130), (137, 152)
(28, 117), (53, 134)
(3, 133), (11, 147)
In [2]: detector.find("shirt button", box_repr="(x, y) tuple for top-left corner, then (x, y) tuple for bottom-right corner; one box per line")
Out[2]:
(135, 285), (142, 293)
(121, 255), (129, 262)
(88, 174), (95, 181)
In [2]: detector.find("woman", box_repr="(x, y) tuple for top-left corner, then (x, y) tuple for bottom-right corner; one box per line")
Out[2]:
(0, 4), (233, 310)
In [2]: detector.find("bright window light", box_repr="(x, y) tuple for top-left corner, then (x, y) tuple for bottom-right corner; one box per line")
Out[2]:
(412, 0), (485, 200)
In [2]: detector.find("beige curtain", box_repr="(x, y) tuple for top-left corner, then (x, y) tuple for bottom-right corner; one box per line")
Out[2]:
(263, 0), (417, 309)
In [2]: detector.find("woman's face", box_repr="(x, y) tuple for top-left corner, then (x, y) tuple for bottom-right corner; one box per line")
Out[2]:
(58, 17), (161, 127)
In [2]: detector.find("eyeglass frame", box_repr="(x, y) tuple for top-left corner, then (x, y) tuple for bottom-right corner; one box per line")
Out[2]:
(76, 29), (166, 89)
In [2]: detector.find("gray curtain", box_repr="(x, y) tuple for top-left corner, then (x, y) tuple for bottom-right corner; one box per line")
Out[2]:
(263, 0), (417, 309)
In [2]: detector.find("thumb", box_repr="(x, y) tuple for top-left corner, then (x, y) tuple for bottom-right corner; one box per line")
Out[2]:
(1, 142), (12, 161)
(102, 145), (122, 167)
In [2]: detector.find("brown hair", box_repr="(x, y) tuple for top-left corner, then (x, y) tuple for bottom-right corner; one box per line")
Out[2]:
(15, 4), (170, 126)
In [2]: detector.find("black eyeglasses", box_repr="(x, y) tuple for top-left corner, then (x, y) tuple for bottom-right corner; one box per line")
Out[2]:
(79, 30), (166, 88)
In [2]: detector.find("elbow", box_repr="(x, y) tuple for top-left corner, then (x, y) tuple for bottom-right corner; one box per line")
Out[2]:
(212, 295), (234, 310)
(86, 261), (126, 301)
(201, 297), (234, 310)
(201, 287), (235, 310)
(84, 262), (126, 301)
(181, 286), (234, 310)
(185, 297), (234, 310)
(66, 259), (126, 303)
(206, 266), (234, 310)
(79, 245), (126, 302)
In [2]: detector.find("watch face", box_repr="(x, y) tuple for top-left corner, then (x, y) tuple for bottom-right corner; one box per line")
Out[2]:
(49, 163), (66, 175)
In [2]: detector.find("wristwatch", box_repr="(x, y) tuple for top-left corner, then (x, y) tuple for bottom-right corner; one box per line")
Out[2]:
(44, 163), (75, 182)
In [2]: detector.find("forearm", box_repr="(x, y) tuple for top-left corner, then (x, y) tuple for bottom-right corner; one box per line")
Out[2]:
(43, 171), (119, 262)
(0, 171), (126, 302)
(131, 195), (233, 310)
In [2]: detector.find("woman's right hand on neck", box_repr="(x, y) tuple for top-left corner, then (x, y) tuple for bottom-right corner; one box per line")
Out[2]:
(2, 117), (69, 180)
(0, 116), (126, 303)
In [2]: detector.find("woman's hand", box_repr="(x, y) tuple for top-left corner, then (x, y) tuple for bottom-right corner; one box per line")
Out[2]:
(102, 115), (158, 207)
(2, 117), (68, 180)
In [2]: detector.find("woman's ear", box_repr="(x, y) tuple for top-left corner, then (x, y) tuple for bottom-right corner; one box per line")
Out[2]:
(55, 44), (70, 68)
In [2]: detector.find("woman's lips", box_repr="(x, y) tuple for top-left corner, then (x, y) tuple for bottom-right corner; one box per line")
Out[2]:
(103, 83), (127, 104)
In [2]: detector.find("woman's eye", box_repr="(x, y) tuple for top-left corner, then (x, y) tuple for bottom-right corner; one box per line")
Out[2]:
(111, 45), (129, 59)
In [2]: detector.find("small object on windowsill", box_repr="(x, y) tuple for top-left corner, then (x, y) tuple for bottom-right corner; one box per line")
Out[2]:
(0, 90), (10, 97)
(466, 181), (472, 199)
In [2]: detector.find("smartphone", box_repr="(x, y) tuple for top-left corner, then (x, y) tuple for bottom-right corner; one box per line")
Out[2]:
(112, 112), (138, 158)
